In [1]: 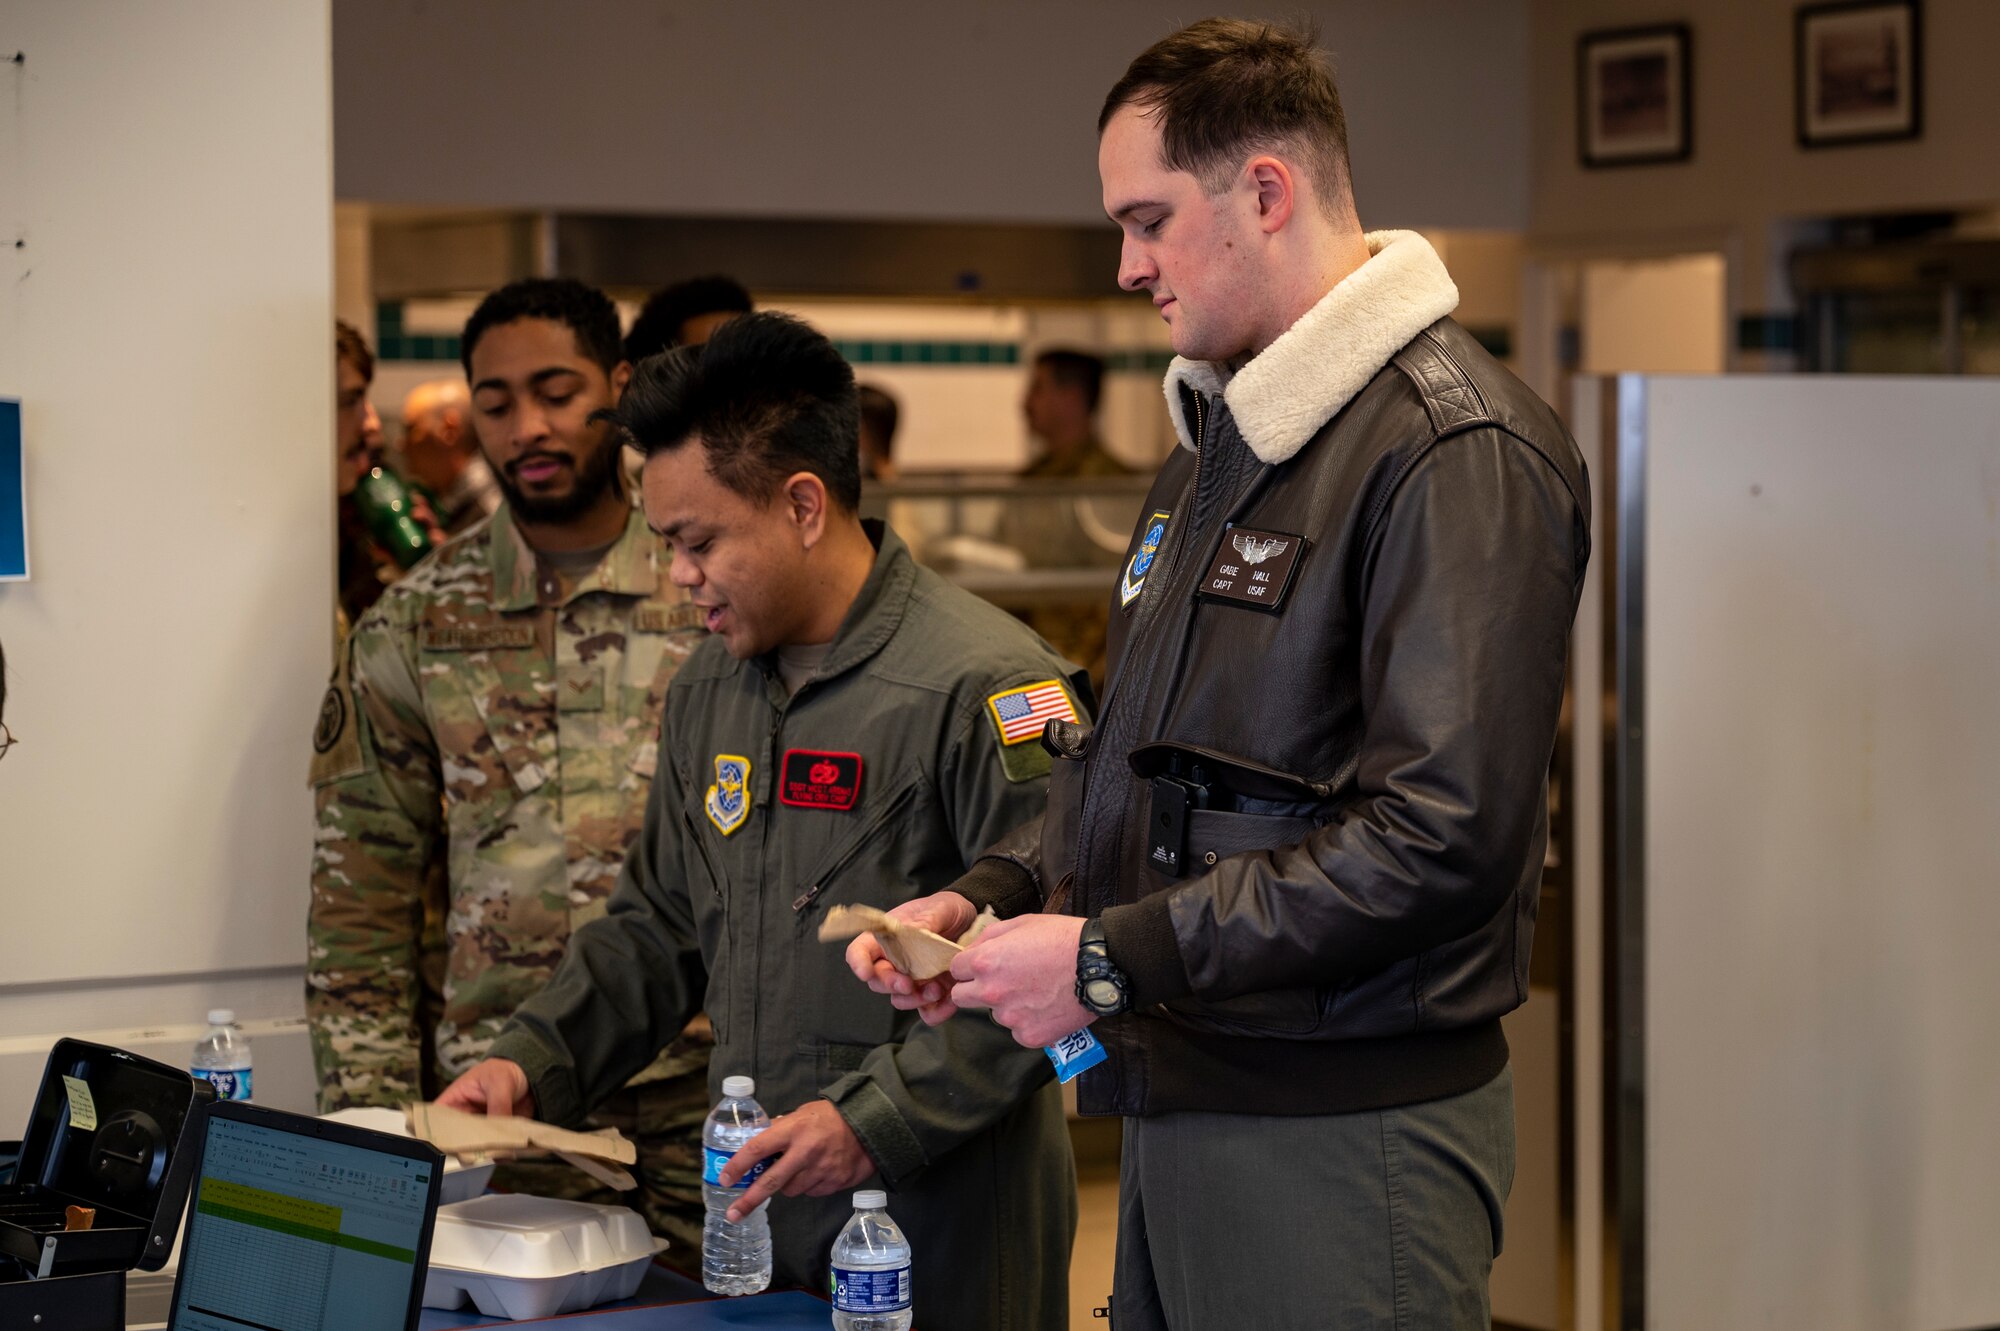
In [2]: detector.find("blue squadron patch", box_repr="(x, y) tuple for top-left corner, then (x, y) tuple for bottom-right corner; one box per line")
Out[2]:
(1121, 509), (1172, 608)
(705, 754), (752, 836)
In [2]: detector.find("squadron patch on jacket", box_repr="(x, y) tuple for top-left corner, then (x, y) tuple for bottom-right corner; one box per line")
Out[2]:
(780, 749), (863, 810)
(1120, 510), (1172, 608)
(307, 648), (369, 788)
(986, 679), (1078, 783)
(1197, 527), (1308, 613)
(705, 754), (753, 836)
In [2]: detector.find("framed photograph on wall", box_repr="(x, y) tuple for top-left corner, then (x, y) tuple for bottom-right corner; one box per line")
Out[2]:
(1578, 24), (1692, 168)
(1797, 1), (1921, 147)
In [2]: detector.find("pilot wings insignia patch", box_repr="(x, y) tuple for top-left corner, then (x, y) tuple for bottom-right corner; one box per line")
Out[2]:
(1232, 532), (1290, 565)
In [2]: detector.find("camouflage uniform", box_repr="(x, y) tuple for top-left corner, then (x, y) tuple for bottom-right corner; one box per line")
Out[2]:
(308, 502), (711, 1251)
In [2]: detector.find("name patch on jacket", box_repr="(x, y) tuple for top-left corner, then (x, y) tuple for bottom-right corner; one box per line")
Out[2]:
(419, 623), (537, 652)
(1120, 510), (1172, 609)
(634, 603), (703, 633)
(780, 749), (862, 811)
(1197, 528), (1307, 612)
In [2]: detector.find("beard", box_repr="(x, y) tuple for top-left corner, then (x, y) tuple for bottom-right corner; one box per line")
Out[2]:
(495, 431), (623, 525)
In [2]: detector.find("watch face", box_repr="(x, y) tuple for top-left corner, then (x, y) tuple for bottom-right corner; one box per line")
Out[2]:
(1085, 978), (1123, 1010)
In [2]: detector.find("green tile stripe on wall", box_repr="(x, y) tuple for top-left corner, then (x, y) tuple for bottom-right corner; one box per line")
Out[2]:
(832, 340), (1020, 365)
(375, 303), (463, 363)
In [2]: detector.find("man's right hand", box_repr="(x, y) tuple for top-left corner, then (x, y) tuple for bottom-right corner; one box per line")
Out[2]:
(845, 890), (976, 1027)
(436, 1058), (536, 1118)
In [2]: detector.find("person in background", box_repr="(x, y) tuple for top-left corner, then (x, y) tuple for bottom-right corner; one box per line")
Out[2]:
(1000, 348), (1135, 685)
(438, 313), (1081, 1331)
(857, 383), (900, 482)
(336, 320), (393, 627)
(336, 322), (444, 632)
(398, 379), (500, 535)
(623, 275), (754, 362)
(309, 279), (713, 1256)
(855, 19), (1589, 1330)
(1020, 349), (1129, 504)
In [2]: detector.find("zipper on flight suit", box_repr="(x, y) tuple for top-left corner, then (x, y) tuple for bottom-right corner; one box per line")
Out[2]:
(791, 778), (923, 915)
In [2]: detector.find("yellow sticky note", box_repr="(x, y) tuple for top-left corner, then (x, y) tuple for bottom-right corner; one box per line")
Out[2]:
(62, 1075), (98, 1132)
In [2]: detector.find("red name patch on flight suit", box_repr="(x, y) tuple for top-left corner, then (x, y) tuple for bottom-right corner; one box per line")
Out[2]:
(779, 750), (864, 810)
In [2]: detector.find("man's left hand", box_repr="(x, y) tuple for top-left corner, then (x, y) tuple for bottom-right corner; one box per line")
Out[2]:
(949, 914), (1096, 1049)
(719, 1099), (876, 1222)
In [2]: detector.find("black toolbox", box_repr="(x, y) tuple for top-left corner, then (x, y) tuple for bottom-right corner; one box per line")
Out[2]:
(0, 1039), (214, 1325)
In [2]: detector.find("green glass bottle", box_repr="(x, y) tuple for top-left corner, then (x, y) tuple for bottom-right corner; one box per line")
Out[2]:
(353, 466), (435, 570)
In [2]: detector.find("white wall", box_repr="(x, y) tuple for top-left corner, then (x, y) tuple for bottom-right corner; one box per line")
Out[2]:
(332, 0), (1530, 231)
(1580, 254), (1728, 374)
(0, 2), (333, 1121)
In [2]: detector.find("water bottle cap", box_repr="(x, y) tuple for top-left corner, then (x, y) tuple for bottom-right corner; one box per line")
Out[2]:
(207, 1009), (236, 1027)
(721, 1075), (755, 1099)
(853, 1190), (887, 1211)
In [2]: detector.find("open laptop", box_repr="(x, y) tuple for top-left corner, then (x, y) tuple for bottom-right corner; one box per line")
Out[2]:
(165, 1100), (443, 1331)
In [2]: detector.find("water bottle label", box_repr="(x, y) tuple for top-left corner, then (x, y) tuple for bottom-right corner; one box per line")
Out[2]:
(192, 1067), (253, 1102)
(1044, 1027), (1106, 1083)
(702, 1145), (769, 1188)
(831, 1264), (911, 1312)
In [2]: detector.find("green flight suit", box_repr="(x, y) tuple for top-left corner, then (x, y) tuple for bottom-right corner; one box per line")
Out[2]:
(488, 524), (1084, 1331)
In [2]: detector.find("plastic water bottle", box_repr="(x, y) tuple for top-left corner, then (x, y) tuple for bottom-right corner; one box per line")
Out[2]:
(191, 1009), (253, 1101)
(701, 1075), (772, 1296)
(830, 1190), (912, 1330)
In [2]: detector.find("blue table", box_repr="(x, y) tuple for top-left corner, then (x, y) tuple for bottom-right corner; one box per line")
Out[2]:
(418, 1265), (834, 1329)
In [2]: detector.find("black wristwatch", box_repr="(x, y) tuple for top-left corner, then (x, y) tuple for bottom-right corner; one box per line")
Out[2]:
(1075, 917), (1131, 1017)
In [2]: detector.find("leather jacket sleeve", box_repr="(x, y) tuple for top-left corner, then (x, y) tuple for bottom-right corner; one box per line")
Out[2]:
(1101, 429), (1586, 1007)
(953, 815), (1046, 919)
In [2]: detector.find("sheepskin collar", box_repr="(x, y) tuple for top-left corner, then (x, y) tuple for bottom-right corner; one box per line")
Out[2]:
(1163, 230), (1459, 465)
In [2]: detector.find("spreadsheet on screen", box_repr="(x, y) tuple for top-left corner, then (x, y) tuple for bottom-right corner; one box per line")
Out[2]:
(171, 1115), (431, 1331)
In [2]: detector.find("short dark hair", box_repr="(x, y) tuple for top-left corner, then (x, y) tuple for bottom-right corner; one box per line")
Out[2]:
(624, 276), (755, 362)
(1035, 349), (1105, 413)
(336, 320), (375, 384)
(461, 278), (624, 377)
(1099, 18), (1354, 221)
(857, 385), (899, 452)
(613, 312), (861, 512)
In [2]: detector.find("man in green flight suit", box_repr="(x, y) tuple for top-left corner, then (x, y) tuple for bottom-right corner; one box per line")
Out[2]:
(308, 279), (712, 1251)
(440, 313), (1082, 1331)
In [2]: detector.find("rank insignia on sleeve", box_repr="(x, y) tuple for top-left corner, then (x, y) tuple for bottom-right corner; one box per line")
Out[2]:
(705, 754), (753, 835)
(1120, 510), (1172, 608)
(780, 749), (863, 810)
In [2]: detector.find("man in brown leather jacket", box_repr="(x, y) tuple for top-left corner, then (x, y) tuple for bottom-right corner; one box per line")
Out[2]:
(853, 18), (1590, 1330)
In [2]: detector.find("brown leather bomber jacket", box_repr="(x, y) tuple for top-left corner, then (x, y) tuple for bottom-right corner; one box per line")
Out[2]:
(954, 264), (1591, 1119)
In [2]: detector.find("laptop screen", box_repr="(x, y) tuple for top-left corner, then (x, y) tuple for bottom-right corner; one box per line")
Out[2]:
(169, 1112), (434, 1331)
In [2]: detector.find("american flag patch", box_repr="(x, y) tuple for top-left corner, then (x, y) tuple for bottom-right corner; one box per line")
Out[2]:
(987, 680), (1078, 747)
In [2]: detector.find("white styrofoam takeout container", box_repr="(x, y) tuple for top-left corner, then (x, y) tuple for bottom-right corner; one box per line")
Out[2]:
(420, 1193), (667, 1320)
(320, 1105), (497, 1204)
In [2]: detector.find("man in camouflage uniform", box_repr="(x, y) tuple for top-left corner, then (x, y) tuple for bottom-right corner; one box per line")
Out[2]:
(309, 279), (711, 1252)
